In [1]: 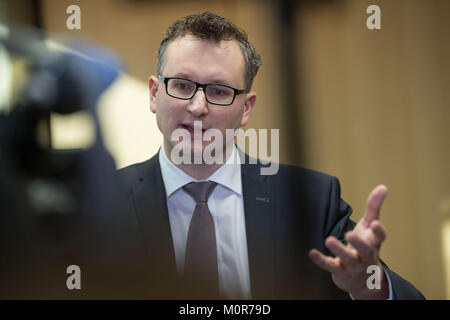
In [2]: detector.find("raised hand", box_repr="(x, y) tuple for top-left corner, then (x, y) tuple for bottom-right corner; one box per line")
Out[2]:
(309, 185), (390, 299)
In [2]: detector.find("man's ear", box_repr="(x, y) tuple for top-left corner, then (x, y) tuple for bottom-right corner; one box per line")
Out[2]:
(149, 75), (159, 114)
(240, 92), (256, 127)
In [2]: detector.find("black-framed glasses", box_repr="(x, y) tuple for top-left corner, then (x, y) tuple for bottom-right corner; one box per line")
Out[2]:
(159, 75), (246, 106)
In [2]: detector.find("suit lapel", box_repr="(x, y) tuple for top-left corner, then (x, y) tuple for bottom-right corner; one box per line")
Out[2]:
(241, 157), (276, 299)
(131, 155), (178, 289)
(130, 152), (277, 298)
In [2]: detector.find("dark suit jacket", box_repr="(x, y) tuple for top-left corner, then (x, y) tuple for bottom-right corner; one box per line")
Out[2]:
(116, 152), (425, 299)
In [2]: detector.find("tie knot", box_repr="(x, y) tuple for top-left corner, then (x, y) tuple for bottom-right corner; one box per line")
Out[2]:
(183, 181), (217, 203)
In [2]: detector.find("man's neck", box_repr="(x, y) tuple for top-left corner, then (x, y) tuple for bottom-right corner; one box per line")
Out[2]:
(163, 143), (236, 181)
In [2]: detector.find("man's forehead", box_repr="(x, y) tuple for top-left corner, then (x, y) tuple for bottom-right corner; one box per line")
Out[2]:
(167, 34), (240, 53)
(163, 35), (246, 84)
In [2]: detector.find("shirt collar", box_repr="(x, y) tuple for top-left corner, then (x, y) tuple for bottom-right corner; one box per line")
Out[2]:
(159, 144), (242, 198)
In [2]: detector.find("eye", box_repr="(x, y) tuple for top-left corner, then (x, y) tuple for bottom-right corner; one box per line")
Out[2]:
(208, 86), (232, 97)
(170, 79), (194, 92)
(177, 83), (189, 90)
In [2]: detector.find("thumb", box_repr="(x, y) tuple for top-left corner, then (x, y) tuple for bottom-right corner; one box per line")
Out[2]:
(363, 184), (388, 226)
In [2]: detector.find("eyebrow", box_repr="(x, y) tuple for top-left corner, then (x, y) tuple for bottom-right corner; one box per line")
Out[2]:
(170, 73), (233, 87)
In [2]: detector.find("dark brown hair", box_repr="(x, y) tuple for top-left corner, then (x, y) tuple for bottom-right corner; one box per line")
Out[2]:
(156, 12), (261, 92)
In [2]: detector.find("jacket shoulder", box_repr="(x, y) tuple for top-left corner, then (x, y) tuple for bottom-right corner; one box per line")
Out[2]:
(273, 163), (338, 189)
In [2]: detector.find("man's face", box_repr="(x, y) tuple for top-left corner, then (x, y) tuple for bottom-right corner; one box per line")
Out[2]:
(149, 35), (256, 160)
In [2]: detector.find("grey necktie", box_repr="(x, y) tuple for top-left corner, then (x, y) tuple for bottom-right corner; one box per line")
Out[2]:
(183, 181), (219, 298)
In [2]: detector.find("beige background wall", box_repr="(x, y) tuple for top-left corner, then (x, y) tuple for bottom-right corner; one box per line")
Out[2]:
(295, 0), (450, 299)
(8, 0), (448, 299)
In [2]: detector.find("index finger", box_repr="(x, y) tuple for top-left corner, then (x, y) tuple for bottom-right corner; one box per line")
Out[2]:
(363, 184), (388, 226)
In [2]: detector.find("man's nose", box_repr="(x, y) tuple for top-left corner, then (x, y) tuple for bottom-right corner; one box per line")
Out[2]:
(186, 89), (209, 117)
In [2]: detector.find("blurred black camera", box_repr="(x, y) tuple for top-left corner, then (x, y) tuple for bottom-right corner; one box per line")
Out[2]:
(0, 24), (151, 299)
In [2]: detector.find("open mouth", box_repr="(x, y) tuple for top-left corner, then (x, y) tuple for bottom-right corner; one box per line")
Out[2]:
(180, 124), (206, 133)
(178, 124), (207, 139)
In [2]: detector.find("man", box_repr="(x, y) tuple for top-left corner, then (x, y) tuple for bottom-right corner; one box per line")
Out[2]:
(118, 12), (424, 299)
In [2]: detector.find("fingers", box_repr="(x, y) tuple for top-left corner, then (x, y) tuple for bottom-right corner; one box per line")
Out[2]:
(370, 220), (387, 244)
(345, 220), (386, 259)
(345, 232), (377, 261)
(363, 185), (388, 226)
(309, 236), (362, 273)
(308, 248), (341, 274)
(325, 237), (360, 266)
(309, 221), (387, 274)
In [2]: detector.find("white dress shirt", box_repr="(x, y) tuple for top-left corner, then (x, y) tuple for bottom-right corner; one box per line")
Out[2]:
(159, 145), (394, 300)
(159, 145), (251, 299)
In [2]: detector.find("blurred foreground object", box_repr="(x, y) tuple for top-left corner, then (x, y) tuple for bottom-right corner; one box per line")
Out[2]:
(439, 197), (450, 299)
(0, 23), (152, 299)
